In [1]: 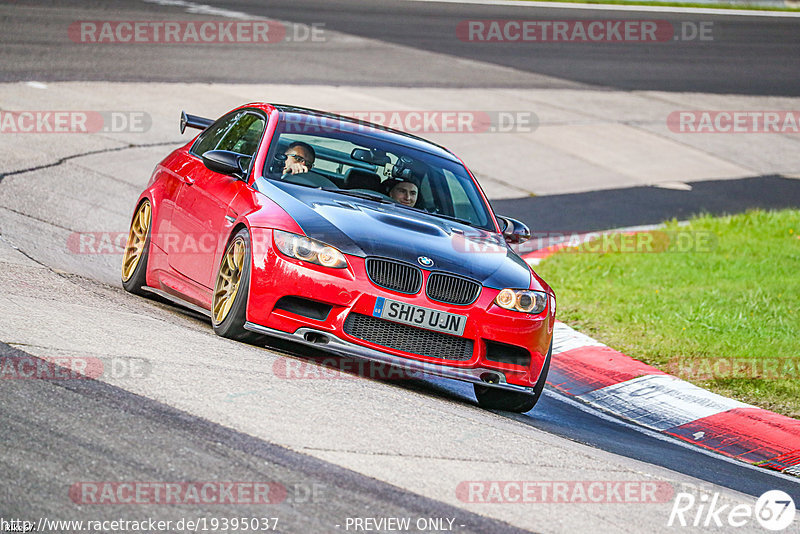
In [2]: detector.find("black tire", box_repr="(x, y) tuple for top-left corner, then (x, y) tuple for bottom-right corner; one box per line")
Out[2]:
(212, 228), (260, 343)
(474, 340), (553, 413)
(121, 199), (152, 296)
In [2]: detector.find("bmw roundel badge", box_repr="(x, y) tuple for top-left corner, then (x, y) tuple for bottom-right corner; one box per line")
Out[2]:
(417, 256), (434, 267)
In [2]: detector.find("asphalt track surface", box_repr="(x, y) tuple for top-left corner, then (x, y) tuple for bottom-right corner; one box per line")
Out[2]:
(1, 0), (800, 532)
(1, 0), (799, 95)
(493, 174), (800, 233)
(213, 0), (800, 95)
(0, 341), (529, 534)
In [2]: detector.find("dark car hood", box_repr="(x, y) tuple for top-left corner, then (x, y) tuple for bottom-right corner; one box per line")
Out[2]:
(259, 180), (534, 290)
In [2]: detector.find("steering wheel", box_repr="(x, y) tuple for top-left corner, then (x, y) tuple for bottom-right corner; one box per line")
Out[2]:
(279, 170), (337, 189)
(279, 169), (317, 181)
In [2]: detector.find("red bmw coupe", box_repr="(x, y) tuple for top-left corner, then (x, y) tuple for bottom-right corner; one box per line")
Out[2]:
(122, 103), (556, 412)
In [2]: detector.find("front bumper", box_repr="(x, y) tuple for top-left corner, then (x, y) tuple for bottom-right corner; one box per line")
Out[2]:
(247, 228), (555, 389)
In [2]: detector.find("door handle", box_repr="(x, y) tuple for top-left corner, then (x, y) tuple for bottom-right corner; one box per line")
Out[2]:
(225, 215), (236, 223)
(184, 176), (196, 185)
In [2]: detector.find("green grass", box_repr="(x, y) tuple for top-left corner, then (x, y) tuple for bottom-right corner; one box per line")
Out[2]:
(518, 0), (800, 11)
(536, 209), (800, 418)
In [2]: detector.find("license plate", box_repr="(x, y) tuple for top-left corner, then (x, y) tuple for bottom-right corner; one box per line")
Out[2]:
(372, 297), (467, 336)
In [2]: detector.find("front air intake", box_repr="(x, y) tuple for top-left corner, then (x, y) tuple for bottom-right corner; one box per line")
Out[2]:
(344, 313), (473, 361)
(365, 258), (423, 294)
(426, 272), (482, 305)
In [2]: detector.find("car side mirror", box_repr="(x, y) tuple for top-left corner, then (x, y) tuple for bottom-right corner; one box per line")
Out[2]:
(497, 215), (531, 244)
(202, 150), (247, 179)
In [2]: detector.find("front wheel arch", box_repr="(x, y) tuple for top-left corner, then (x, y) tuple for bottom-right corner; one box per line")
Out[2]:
(211, 225), (260, 343)
(121, 198), (153, 295)
(474, 340), (553, 413)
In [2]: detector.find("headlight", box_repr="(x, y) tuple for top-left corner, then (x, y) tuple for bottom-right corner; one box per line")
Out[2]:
(273, 230), (348, 269)
(494, 289), (547, 314)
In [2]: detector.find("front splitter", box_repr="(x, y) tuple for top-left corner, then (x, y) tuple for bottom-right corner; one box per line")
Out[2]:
(243, 321), (535, 394)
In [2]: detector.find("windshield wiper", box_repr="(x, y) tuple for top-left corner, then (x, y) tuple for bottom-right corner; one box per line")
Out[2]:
(392, 204), (479, 227)
(394, 205), (475, 227)
(430, 212), (474, 226)
(322, 188), (393, 203)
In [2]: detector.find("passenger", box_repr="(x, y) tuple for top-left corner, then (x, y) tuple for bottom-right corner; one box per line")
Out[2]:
(386, 178), (419, 207)
(283, 141), (316, 175)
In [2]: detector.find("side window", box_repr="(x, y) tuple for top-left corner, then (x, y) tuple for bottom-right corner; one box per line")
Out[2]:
(191, 112), (241, 157)
(217, 113), (266, 157)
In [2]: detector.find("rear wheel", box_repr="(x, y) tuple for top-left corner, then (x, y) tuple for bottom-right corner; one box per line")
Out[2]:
(121, 199), (152, 295)
(474, 340), (553, 413)
(212, 228), (259, 342)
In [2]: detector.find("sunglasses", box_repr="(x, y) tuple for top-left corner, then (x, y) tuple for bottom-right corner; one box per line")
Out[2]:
(286, 152), (313, 167)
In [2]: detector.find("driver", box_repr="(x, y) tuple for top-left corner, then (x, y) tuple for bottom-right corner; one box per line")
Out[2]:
(283, 141), (316, 175)
(386, 178), (419, 207)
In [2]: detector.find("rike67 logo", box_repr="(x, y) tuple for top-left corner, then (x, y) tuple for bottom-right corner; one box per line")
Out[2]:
(669, 489), (796, 531)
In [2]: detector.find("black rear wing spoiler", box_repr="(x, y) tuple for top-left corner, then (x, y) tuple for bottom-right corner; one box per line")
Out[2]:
(180, 111), (213, 134)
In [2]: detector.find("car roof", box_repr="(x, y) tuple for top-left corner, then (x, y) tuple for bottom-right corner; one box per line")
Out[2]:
(246, 103), (461, 163)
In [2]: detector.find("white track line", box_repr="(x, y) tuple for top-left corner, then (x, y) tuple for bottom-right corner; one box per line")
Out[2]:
(543, 388), (800, 485)
(403, 0), (800, 17)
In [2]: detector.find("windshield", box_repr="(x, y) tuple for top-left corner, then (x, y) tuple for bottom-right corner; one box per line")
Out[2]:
(262, 115), (495, 231)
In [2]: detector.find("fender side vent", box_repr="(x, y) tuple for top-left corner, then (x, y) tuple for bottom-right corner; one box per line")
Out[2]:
(484, 340), (531, 368)
(274, 296), (332, 321)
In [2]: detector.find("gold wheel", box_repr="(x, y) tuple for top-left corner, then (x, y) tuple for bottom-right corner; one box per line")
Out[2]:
(122, 200), (151, 282)
(212, 236), (246, 324)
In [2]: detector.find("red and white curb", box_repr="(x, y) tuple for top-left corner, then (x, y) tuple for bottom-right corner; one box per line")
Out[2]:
(524, 234), (800, 477)
(545, 320), (800, 477)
